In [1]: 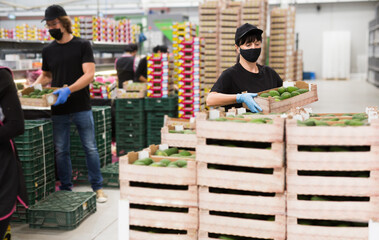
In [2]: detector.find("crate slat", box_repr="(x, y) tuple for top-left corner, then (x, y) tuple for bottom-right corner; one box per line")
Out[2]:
(197, 162), (285, 192)
(130, 229), (197, 240)
(199, 186), (285, 215)
(287, 217), (368, 240)
(199, 209), (286, 240)
(196, 142), (284, 168)
(121, 181), (197, 207)
(130, 207), (198, 230)
(161, 127), (197, 149)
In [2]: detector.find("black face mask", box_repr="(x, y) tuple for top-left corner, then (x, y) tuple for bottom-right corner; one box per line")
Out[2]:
(49, 28), (63, 40)
(240, 48), (261, 63)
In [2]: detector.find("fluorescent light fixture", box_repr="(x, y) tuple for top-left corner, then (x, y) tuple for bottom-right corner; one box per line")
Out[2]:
(7, 13), (16, 19)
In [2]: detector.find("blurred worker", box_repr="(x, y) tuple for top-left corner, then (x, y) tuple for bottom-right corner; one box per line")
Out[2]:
(135, 45), (168, 83)
(0, 66), (28, 238)
(115, 43), (139, 87)
(206, 23), (283, 112)
(34, 5), (107, 203)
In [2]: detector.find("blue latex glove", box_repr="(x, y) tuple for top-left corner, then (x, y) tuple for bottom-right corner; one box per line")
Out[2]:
(53, 87), (71, 106)
(236, 93), (262, 113)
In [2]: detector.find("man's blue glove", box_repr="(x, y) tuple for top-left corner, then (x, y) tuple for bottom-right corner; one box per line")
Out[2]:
(53, 87), (71, 106)
(236, 93), (262, 113)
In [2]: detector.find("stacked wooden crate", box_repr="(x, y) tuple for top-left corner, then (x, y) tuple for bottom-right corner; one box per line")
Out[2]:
(161, 115), (197, 149)
(269, 7), (296, 81)
(294, 50), (303, 81)
(286, 117), (379, 240)
(119, 149), (198, 239)
(219, 2), (241, 72)
(242, 0), (268, 66)
(199, 1), (222, 85)
(196, 112), (286, 240)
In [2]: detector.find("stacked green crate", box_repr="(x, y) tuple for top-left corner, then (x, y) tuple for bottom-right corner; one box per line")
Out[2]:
(115, 98), (146, 156)
(144, 96), (178, 145)
(101, 162), (119, 187)
(13, 120), (56, 222)
(70, 106), (112, 182)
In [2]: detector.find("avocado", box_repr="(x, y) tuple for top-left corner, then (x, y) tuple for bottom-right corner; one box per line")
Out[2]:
(150, 162), (166, 167)
(345, 120), (364, 126)
(167, 163), (179, 168)
(352, 113), (367, 121)
(164, 147), (179, 156)
(286, 86), (299, 93)
(160, 159), (171, 166)
(303, 119), (316, 126)
(179, 150), (192, 156)
(315, 120), (329, 126)
(170, 154), (182, 157)
(291, 91), (301, 97)
(342, 113), (353, 116)
(269, 90), (280, 97)
(280, 92), (291, 100)
(298, 89), (309, 94)
(155, 150), (168, 156)
(260, 93), (270, 98)
(133, 160), (148, 165)
(277, 87), (286, 94)
(139, 158), (153, 165)
(250, 118), (266, 124)
(175, 159), (187, 168)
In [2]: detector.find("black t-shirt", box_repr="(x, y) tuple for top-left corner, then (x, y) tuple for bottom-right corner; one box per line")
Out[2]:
(42, 36), (95, 115)
(211, 63), (283, 109)
(116, 56), (136, 87)
(135, 57), (147, 82)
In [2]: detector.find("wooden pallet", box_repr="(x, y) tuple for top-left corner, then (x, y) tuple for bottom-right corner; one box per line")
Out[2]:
(196, 112), (284, 142)
(197, 162), (284, 192)
(199, 209), (286, 240)
(130, 206), (198, 231)
(130, 229), (197, 240)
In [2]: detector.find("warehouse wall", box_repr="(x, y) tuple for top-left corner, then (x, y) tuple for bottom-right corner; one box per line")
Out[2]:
(292, 2), (376, 79)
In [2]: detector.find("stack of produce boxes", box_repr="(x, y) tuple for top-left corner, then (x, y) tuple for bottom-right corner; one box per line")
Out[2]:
(269, 7), (296, 81)
(89, 77), (117, 99)
(219, 2), (241, 72)
(12, 120), (56, 222)
(78, 17), (93, 41)
(196, 112), (286, 240)
(0, 28), (15, 39)
(199, 1), (222, 88)
(70, 106), (112, 181)
(116, 19), (132, 43)
(293, 50), (303, 81)
(286, 112), (379, 239)
(119, 145), (198, 239)
(115, 98), (146, 156)
(131, 24), (141, 44)
(146, 53), (173, 98)
(72, 17), (81, 37)
(242, 0), (268, 66)
(176, 37), (205, 119)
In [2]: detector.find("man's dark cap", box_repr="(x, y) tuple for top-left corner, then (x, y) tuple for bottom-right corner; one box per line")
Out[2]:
(42, 5), (67, 22)
(235, 23), (263, 45)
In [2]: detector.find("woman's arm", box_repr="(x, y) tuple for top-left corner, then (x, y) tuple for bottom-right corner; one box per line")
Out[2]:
(206, 92), (238, 107)
(0, 70), (24, 142)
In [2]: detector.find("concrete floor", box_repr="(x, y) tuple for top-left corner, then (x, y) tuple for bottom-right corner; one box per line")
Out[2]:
(10, 78), (379, 240)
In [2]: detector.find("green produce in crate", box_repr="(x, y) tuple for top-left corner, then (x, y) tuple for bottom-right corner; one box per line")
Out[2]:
(167, 162), (179, 168)
(150, 162), (166, 167)
(344, 120), (364, 126)
(298, 89), (309, 94)
(269, 90), (280, 97)
(155, 150), (168, 156)
(22, 88), (54, 98)
(249, 118), (266, 124)
(133, 160), (147, 166)
(219, 236), (237, 240)
(175, 159), (187, 168)
(279, 92), (291, 100)
(159, 159), (171, 166)
(286, 86), (299, 93)
(291, 91), (300, 97)
(315, 120), (329, 126)
(259, 93), (270, 98)
(163, 147), (178, 156)
(277, 87), (286, 94)
(352, 113), (367, 120)
(179, 150), (191, 156)
(183, 129), (196, 134)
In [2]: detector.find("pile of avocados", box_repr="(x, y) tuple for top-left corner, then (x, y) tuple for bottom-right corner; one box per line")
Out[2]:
(92, 81), (112, 89)
(259, 86), (309, 101)
(297, 113), (368, 127)
(132, 147), (195, 168)
(22, 89), (54, 98)
(211, 117), (273, 124)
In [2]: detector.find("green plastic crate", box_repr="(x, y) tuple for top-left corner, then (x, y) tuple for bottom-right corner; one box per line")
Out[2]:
(115, 110), (145, 123)
(115, 98), (144, 112)
(28, 191), (96, 230)
(101, 162), (119, 187)
(144, 96), (178, 111)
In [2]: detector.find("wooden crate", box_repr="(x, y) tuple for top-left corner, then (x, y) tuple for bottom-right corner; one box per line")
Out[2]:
(130, 206), (198, 233)
(161, 127), (196, 149)
(119, 151), (197, 207)
(19, 87), (58, 107)
(130, 229), (197, 240)
(196, 112), (284, 142)
(252, 81), (318, 114)
(199, 209), (286, 240)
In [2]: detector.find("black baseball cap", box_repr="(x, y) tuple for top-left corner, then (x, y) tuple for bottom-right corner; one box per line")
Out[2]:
(42, 5), (67, 22)
(235, 23), (263, 45)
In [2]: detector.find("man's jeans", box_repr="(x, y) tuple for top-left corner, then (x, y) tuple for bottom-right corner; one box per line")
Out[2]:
(52, 110), (103, 191)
